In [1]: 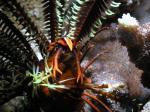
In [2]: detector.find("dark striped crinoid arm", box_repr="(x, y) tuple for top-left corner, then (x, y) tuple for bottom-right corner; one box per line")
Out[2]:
(0, 53), (33, 104)
(0, 11), (38, 104)
(41, 0), (66, 42)
(64, 0), (121, 42)
(0, 58), (32, 105)
(0, 11), (39, 70)
(0, 0), (49, 56)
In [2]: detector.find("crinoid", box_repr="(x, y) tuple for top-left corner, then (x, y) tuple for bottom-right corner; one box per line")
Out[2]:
(0, 0), (135, 112)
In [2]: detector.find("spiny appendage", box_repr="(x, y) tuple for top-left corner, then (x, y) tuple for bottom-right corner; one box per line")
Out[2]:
(81, 82), (120, 112)
(81, 96), (101, 112)
(81, 92), (112, 112)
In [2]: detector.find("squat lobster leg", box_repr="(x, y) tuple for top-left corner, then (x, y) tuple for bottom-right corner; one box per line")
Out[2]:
(52, 47), (63, 79)
(74, 49), (83, 84)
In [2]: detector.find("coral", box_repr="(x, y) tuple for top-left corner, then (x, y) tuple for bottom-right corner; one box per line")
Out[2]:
(141, 101), (150, 112)
(116, 14), (150, 89)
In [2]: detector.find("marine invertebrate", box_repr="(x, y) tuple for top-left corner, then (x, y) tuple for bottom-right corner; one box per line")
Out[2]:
(2, 0), (149, 112)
